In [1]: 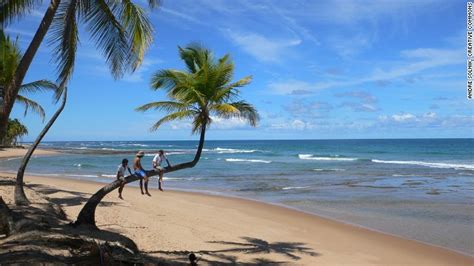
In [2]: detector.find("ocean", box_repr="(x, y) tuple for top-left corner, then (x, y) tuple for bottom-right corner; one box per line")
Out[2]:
(1, 139), (473, 255)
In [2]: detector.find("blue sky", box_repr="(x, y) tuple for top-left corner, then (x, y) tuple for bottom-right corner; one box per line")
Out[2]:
(5, 0), (473, 141)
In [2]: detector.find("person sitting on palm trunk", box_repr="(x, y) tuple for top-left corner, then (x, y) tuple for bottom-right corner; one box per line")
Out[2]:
(152, 150), (171, 191)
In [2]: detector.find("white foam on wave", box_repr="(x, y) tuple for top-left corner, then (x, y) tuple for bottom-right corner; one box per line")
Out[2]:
(225, 158), (271, 164)
(214, 147), (257, 154)
(282, 186), (309, 190)
(313, 168), (345, 171)
(372, 159), (474, 170)
(162, 177), (202, 181)
(2, 157), (22, 161)
(299, 154), (357, 161)
(101, 174), (116, 178)
(73, 163), (82, 167)
(166, 151), (188, 155)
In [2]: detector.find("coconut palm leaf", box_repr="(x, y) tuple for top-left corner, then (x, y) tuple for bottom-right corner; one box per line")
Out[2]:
(0, 0), (40, 26)
(19, 80), (58, 93)
(15, 94), (46, 120)
(49, 0), (79, 92)
(150, 110), (196, 131)
(136, 101), (194, 113)
(138, 44), (259, 134)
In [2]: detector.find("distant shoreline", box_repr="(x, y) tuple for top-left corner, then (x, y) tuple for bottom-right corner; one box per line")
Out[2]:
(0, 147), (61, 159)
(18, 137), (474, 143)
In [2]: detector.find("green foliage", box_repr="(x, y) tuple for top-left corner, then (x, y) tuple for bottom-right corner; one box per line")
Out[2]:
(0, 31), (60, 120)
(6, 118), (28, 146)
(136, 44), (259, 134)
(48, 0), (158, 88)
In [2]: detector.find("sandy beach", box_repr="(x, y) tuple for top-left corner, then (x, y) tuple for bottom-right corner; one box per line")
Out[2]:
(0, 171), (471, 265)
(0, 147), (60, 159)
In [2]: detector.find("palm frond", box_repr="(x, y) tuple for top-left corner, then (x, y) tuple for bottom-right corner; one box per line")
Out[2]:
(146, 0), (160, 9)
(212, 76), (252, 102)
(119, 0), (154, 71)
(0, 0), (40, 26)
(211, 101), (259, 127)
(0, 31), (21, 86)
(15, 94), (46, 121)
(150, 110), (195, 131)
(49, 0), (79, 94)
(19, 79), (57, 92)
(79, 0), (129, 79)
(135, 101), (190, 113)
(191, 114), (209, 134)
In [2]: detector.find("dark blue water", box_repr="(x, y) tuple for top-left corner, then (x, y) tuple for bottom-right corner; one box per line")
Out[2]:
(1, 139), (473, 254)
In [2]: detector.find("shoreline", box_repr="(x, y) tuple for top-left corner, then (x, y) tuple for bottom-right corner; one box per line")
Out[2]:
(0, 172), (472, 264)
(0, 147), (61, 159)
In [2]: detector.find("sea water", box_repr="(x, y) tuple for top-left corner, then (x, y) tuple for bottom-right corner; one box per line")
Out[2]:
(1, 139), (473, 254)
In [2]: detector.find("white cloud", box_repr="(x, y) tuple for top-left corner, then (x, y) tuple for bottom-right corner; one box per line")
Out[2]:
(122, 57), (163, 83)
(268, 80), (315, 95)
(268, 47), (463, 94)
(226, 30), (301, 63)
(392, 113), (416, 122)
(210, 116), (249, 130)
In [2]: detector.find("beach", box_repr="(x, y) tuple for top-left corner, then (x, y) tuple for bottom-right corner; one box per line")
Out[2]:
(0, 171), (472, 265)
(0, 147), (60, 158)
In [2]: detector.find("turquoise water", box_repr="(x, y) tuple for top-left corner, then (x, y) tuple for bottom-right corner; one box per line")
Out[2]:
(1, 139), (473, 254)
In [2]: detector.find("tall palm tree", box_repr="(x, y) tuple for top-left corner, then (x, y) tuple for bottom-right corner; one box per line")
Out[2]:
(0, 32), (65, 204)
(0, 32), (60, 127)
(75, 44), (260, 227)
(0, 0), (158, 145)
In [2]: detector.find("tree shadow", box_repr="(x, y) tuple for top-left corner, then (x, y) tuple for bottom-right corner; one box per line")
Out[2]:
(0, 178), (15, 187)
(142, 236), (319, 265)
(27, 183), (120, 208)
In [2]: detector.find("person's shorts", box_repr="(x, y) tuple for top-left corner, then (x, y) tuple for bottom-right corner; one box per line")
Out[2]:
(155, 166), (164, 171)
(134, 169), (146, 178)
(117, 176), (125, 181)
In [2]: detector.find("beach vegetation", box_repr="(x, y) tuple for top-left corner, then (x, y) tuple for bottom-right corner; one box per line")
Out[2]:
(1, 1), (159, 205)
(0, 0), (158, 148)
(0, 32), (60, 128)
(6, 118), (28, 146)
(74, 44), (260, 226)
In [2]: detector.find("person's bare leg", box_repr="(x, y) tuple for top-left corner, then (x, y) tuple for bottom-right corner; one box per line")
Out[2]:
(159, 170), (164, 191)
(118, 182), (125, 200)
(145, 176), (151, 196)
(139, 179), (144, 195)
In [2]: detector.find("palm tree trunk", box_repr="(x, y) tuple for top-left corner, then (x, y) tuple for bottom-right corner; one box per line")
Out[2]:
(0, 112), (8, 146)
(0, 0), (60, 146)
(15, 88), (67, 206)
(74, 124), (207, 227)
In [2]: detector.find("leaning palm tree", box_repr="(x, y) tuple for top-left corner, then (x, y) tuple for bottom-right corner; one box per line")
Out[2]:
(0, 0), (158, 145)
(1, 1), (157, 204)
(75, 44), (259, 227)
(0, 32), (64, 204)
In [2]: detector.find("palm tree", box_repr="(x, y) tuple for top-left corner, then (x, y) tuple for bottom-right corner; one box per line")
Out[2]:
(74, 44), (260, 227)
(6, 118), (28, 146)
(1, 1), (158, 204)
(0, 32), (60, 130)
(1, 31), (66, 205)
(0, 0), (158, 145)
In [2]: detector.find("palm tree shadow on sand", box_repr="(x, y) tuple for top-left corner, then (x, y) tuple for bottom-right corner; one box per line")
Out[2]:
(143, 236), (319, 265)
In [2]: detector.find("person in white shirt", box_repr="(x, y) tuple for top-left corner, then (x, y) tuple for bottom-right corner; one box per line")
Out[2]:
(117, 158), (132, 199)
(152, 150), (171, 191)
